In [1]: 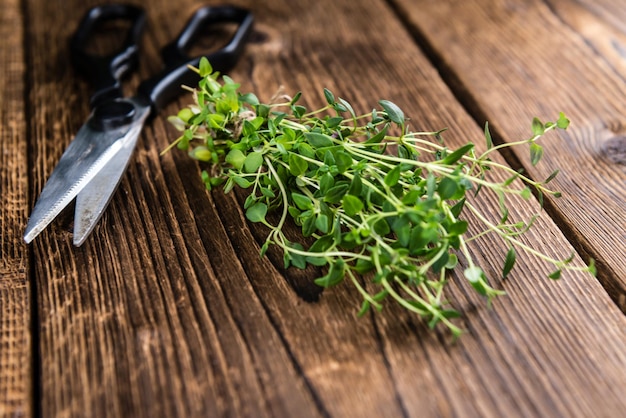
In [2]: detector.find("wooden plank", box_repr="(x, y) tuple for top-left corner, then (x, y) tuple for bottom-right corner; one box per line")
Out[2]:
(0, 1), (32, 417)
(23, 0), (626, 417)
(545, 0), (626, 79)
(391, 0), (626, 309)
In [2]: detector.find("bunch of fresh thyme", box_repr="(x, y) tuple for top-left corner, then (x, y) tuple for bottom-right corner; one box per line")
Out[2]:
(164, 58), (595, 336)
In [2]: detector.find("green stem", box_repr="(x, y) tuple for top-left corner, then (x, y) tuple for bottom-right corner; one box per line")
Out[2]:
(464, 201), (579, 268)
(265, 156), (289, 233)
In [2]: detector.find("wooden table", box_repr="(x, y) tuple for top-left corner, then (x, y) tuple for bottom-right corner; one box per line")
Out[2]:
(2, 0), (625, 416)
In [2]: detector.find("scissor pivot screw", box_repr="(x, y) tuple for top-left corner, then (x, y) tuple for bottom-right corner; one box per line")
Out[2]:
(92, 100), (136, 130)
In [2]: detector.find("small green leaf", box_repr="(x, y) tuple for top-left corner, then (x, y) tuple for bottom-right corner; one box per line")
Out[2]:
(324, 88), (335, 105)
(401, 190), (420, 205)
(358, 301), (371, 317)
(324, 184), (349, 204)
(260, 241), (270, 257)
(289, 153), (308, 176)
(348, 174), (362, 196)
(338, 97), (356, 119)
(319, 172), (335, 194)
(450, 198), (466, 218)
(288, 243), (307, 269)
(325, 116), (344, 129)
(309, 235), (334, 253)
(198, 57), (212, 77)
(315, 214), (330, 233)
(464, 266), (483, 283)
(304, 132), (334, 148)
(291, 105), (306, 118)
(530, 142), (543, 166)
(332, 218), (342, 244)
(176, 134), (190, 150)
(343, 194), (364, 216)
(502, 247), (516, 278)
(189, 146), (212, 161)
(379, 100), (405, 125)
(484, 121), (493, 149)
(292, 192), (313, 210)
(447, 220), (468, 236)
(233, 176), (252, 188)
(261, 187), (275, 198)
(548, 269), (562, 280)
(396, 224), (411, 247)
(532, 117), (545, 136)
(239, 92), (259, 106)
(207, 113), (225, 129)
(432, 251), (450, 273)
(244, 151), (264, 173)
(464, 266), (489, 295)
(296, 142), (315, 159)
(287, 206), (301, 219)
(223, 177), (235, 194)
(333, 101), (347, 113)
(246, 203), (267, 223)
(290, 91), (303, 105)
(323, 150), (336, 166)
(306, 256), (328, 267)
(177, 108), (194, 123)
(354, 258), (374, 274)
(384, 165), (401, 187)
(556, 112), (570, 129)
(544, 169), (559, 184)
(335, 151), (353, 174)
(373, 219), (391, 236)
(426, 174), (437, 198)
(440, 143), (474, 165)
(365, 124), (389, 144)
(503, 172), (520, 187)
(437, 177), (458, 200)
(314, 259), (345, 287)
(244, 195), (257, 209)
(302, 215), (317, 237)
(445, 253), (458, 269)
(225, 149), (246, 169)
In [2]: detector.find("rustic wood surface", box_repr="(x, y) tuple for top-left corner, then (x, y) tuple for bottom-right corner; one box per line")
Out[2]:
(1, 0), (31, 417)
(1, 0), (625, 417)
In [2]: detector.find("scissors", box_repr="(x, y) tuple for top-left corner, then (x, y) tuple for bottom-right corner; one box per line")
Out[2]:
(24, 4), (254, 246)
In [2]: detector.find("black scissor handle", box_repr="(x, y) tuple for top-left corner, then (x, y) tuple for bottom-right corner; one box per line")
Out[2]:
(70, 4), (146, 108)
(138, 5), (254, 112)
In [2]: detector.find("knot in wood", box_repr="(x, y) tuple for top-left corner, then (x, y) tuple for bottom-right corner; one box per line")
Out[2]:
(602, 136), (626, 165)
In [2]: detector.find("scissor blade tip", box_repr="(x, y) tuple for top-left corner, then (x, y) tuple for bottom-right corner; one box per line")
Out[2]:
(23, 224), (38, 244)
(73, 235), (88, 247)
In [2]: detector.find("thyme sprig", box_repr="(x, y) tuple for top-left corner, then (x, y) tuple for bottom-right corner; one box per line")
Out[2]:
(164, 58), (595, 336)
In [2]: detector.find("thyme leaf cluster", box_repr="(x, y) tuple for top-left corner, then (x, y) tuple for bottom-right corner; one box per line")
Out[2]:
(164, 58), (595, 336)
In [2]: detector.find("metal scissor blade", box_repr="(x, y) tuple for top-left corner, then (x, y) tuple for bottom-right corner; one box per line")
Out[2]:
(73, 107), (149, 246)
(24, 120), (132, 244)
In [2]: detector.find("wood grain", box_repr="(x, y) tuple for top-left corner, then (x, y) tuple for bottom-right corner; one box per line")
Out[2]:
(547, 0), (626, 80)
(391, 0), (626, 309)
(10, 0), (626, 417)
(0, 0), (32, 417)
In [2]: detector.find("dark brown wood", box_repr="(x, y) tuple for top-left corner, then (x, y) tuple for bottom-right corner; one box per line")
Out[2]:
(392, 0), (626, 310)
(0, 1), (32, 417)
(1, 0), (624, 416)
